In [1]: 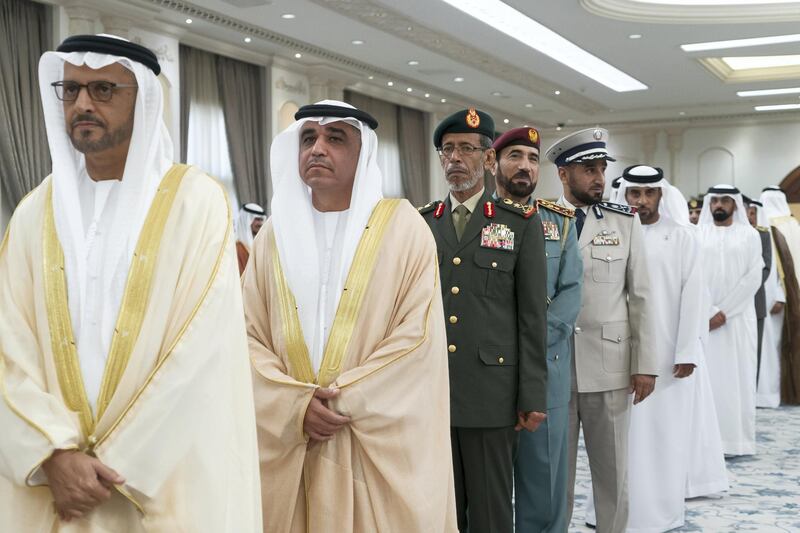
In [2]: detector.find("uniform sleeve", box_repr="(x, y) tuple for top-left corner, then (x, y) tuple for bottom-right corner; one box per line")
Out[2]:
(516, 213), (549, 413)
(626, 214), (658, 376)
(547, 217), (583, 349)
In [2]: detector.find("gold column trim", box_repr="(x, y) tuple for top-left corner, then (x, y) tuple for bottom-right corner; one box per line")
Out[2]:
(269, 231), (316, 384)
(317, 199), (401, 388)
(94, 173), (232, 450)
(43, 183), (95, 438)
(95, 164), (189, 421)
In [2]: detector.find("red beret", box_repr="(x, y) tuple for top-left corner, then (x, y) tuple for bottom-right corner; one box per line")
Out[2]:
(492, 127), (541, 155)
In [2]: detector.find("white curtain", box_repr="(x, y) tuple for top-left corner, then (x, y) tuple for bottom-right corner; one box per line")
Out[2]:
(184, 50), (239, 213)
(345, 92), (404, 198)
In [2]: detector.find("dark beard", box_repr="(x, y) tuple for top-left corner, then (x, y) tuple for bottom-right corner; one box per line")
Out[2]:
(69, 110), (134, 154)
(712, 209), (731, 222)
(573, 188), (602, 205)
(497, 169), (535, 199)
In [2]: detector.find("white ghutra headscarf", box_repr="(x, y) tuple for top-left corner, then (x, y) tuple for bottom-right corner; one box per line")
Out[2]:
(269, 100), (383, 359)
(616, 165), (691, 226)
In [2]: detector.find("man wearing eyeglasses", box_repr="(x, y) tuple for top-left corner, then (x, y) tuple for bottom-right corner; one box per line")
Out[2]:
(419, 108), (548, 532)
(0, 34), (261, 532)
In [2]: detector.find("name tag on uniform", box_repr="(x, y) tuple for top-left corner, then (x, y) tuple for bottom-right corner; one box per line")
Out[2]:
(481, 223), (515, 251)
(592, 230), (619, 246)
(542, 220), (560, 241)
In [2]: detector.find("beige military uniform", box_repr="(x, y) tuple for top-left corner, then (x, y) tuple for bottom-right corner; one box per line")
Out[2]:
(560, 198), (657, 533)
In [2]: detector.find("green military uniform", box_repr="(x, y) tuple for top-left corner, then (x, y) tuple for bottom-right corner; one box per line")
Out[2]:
(514, 199), (583, 533)
(419, 192), (548, 532)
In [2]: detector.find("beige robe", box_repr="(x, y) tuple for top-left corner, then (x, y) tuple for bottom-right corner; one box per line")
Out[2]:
(244, 200), (457, 532)
(0, 165), (261, 532)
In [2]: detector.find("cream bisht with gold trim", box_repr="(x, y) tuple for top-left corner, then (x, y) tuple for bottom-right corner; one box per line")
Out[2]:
(246, 101), (457, 532)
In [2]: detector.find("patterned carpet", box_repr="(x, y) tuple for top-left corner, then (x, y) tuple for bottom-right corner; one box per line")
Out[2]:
(569, 405), (800, 532)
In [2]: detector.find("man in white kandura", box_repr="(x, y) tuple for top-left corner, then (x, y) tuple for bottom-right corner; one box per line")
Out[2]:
(699, 184), (763, 456)
(0, 34), (260, 531)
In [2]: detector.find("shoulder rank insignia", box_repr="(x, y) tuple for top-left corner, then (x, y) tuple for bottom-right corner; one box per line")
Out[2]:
(597, 201), (637, 216)
(536, 198), (575, 218)
(542, 220), (560, 241)
(481, 223), (514, 251)
(496, 197), (537, 219)
(417, 200), (445, 218)
(592, 229), (620, 246)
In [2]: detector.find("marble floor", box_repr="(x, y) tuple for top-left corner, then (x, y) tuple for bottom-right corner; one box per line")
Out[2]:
(569, 405), (800, 532)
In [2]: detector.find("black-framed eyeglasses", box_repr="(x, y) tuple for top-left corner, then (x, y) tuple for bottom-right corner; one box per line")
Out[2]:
(437, 144), (487, 158)
(51, 80), (139, 102)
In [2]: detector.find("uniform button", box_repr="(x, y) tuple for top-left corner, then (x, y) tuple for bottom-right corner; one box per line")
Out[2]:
(545, 252), (549, 257)
(453, 257), (462, 265)
(606, 255), (612, 262)
(575, 326), (582, 333)
(451, 286), (460, 295)
(491, 261), (498, 268)
(448, 345), (457, 353)
(555, 354), (560, 360)
(617, 336), (622, 342)
(498, 356), (505, 364)
(449, 315), (458, 324)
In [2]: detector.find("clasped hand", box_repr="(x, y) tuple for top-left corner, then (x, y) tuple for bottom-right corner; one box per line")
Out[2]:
(303, 387), (351, 441)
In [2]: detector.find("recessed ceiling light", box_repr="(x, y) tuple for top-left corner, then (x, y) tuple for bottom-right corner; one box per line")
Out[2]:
(556, 126), (563, 131)
(525, 103), (533, 108)
(679, 111), (686, 115)
(491, 91), (502, 96)
(294, 53), (302, 59)
(185, 18), (193, 24)
(629, 34), (642, 39)
(737, 87), (800, 97)
(244, 37), (252, 43)
(503, 118), (510, 124)
(441, 98), (447, 103)
(454, 76), (465, 82)
(554, 90), (561, 95)
(425, 93), (431, 98)
(281, 13), (296, 19)
(387, 81), (394, 86)
(408, 60), (419, 66)
(352, 40), (365, 45)
(723, 55), (800, 70)
(439, 0), (647, 92)
(406, 87), (413, 92)
(754, 103), (800, 111)
(368, 75), (374, 80)
(681, 33), (800, 52)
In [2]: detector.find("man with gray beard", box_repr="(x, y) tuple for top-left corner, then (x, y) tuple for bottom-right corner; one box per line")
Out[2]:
(419, 108), (548, 532)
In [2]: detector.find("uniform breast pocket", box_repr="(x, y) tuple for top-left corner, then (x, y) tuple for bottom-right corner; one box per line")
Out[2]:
(479, 344), (518, 366)
(601, 321), (631, 373)
(545, 244), (561, 297)
(591, 246), (625, 283)
(473, 248), (516, 297)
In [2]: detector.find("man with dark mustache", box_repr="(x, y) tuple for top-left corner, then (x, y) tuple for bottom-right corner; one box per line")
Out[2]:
(698, 185), (763, 456)
(420, 109), (548, 532)
(547, 128), (657, 533)
(490, 127), (583, 533)
(0, 34), (261, 531)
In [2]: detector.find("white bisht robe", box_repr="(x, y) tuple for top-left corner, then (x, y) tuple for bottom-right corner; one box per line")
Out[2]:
(756, 235), (785, 408)
(700, 222), (763, 455)
(0, 167), (262, 532)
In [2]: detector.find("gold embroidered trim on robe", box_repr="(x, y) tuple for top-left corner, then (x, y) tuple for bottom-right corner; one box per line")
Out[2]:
(43, 164), (188, 441)
(269, 232), (316, 384)
(95, 164), (188, 420)
(270, 199), (402, 387)
(318, 199), (401, 387)
(94, 174), (232, 450)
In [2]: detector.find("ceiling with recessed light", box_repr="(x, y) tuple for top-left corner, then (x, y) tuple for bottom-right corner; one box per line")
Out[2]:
(91, 0), (800, 129)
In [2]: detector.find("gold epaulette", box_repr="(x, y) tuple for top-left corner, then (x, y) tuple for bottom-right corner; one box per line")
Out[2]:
(536, 198), (575, 218)
(496, 198), (537, 219)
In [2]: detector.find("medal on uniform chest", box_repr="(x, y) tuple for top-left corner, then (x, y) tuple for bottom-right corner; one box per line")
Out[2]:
(591, 229), (620, 246)
(481, 223), (514, 251)
(542, 220), (560, 240)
